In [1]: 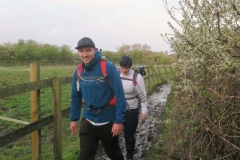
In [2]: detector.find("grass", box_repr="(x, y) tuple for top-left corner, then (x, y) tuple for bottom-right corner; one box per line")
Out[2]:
(0, 66), (75, 87)
(0, 65), (174, 160)
(0, 65), (79, 160)
(146, 91), (173, 160)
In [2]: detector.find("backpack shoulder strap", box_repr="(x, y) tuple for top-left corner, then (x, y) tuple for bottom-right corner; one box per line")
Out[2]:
(100, 56), (108, 82)
(77, 63), (83, 81)
(117, 68), (121, 75)
(133, 71), (138, 86)
(119, 69), (138, 85)
(100, 59), (107, 76)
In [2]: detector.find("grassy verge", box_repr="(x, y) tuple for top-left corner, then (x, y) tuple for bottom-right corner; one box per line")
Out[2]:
(147, 80), (168, 95)
(146, 85), (173, 160)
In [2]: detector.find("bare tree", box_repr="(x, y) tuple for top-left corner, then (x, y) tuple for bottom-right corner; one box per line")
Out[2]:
(116, 44), (131, 53)
(131, 43), (142, 50)
(141, 44), (151, 52)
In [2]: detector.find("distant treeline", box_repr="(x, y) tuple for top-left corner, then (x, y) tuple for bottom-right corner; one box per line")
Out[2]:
(0, 39), (176, 65)
(0, 39), (73, 62)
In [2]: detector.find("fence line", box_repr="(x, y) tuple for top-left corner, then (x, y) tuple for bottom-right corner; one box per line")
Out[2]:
(0, 60), (173, 67)
(0, 63), (173, 160)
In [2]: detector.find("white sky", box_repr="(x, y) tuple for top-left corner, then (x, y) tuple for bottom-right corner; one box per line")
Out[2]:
(0, 0), (180, 53)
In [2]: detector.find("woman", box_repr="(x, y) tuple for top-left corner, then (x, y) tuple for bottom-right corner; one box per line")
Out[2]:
(119, 55), (148, 159)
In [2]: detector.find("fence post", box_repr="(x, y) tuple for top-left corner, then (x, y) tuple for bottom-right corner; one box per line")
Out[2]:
(163, 66), (169, 79)
(157, 67), (164, 82)
(30, 63), (41, 160)
(151, 66), (159, 85)
(52, 77), (62, 160)
(146, 66), (151, 93)
(169, 67), (174, 75)
(149, 67), (154, 88)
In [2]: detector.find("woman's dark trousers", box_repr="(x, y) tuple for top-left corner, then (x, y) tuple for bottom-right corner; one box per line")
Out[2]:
(123, 108), (139, 156)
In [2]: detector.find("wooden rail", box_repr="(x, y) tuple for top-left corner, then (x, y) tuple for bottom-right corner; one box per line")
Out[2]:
(0, 77), (72, 99)
(0, 108), (70, 148)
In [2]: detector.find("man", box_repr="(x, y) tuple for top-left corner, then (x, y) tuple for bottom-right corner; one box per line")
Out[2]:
(119, 55), (148, 160)
(70, 37), (126, 160)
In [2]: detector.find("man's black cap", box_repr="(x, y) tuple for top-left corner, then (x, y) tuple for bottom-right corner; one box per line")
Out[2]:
(120, 55), (132, 68)
(75, 37), (95, 49)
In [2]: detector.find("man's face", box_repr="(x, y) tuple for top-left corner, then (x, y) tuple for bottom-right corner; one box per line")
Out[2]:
(77, 47), (97, 64)
(120, 66), (130, 75)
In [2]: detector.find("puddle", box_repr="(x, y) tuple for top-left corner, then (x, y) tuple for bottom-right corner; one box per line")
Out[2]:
(95, 84), (171, 160)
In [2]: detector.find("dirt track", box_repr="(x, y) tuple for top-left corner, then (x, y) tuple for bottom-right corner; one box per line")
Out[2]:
(95, 84), (171, 160)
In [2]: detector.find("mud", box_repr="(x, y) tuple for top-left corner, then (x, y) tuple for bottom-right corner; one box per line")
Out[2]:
(95, 84), (171, 160)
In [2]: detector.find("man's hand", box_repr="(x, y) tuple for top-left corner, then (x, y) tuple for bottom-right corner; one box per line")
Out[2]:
(70, 121), (78, 134)
(141, 114), (147, 123)
(111, 123), (123, 137)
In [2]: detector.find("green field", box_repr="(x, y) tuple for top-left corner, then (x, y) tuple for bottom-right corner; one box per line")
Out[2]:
(0, 65), (80, 160)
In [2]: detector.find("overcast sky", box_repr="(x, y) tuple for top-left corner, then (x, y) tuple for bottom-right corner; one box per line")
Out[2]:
(0, 0), (179, 53)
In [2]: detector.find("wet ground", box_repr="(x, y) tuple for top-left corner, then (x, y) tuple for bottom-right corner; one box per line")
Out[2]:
(95, 84), (171, 160)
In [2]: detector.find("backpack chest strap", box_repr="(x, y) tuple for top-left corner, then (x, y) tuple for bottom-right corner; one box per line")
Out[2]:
(77, 58), (107, 81)
(119, 70), (138, 86)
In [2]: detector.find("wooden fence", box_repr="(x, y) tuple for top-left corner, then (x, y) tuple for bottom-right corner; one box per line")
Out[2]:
(0, 63), (173, 160)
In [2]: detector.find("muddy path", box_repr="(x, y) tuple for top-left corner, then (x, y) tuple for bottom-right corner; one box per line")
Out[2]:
(95, 84), (171, 160)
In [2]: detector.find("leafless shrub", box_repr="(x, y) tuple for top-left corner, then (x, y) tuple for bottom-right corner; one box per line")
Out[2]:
(162, 0), (240, 159)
